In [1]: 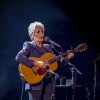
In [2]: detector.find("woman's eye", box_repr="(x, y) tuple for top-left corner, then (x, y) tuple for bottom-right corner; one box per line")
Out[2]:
(37, 30), (43, 33)
(37, 31), (40, 33)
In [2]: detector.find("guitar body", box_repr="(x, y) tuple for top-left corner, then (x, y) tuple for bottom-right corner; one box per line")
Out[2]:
(18, 53), (58, 84)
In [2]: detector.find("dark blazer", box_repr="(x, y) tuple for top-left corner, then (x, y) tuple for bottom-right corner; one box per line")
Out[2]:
(15, 40), (53, 90)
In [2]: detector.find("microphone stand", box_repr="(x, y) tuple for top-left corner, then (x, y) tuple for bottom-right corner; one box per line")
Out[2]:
(44, 69), (59, 100)
(50, 43), (63, 54)
(92, 53), (100, 100)
(68, 62), (82, 100)
(51, 74), (59, 100)
(93, 60), (96, 100)
(50, 43), (63, 100)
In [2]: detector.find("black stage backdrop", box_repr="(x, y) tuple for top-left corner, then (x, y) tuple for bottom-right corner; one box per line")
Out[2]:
(0, 0), (100, 100)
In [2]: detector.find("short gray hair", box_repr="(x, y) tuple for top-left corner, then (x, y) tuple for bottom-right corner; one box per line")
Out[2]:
(28, 21), (45, 35)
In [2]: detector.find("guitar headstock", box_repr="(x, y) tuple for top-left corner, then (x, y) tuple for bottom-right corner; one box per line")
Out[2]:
(74, 43), (88, 53)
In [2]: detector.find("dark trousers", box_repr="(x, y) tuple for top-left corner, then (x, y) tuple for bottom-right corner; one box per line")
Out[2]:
(28, 82), (53, 100)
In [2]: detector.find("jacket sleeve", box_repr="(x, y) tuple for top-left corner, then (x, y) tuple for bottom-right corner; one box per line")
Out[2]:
(15, 41), (34, 68)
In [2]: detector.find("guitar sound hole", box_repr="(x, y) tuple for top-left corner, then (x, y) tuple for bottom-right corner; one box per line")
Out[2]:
(37, 66), (50, 75)
(45, 66), (49, 70)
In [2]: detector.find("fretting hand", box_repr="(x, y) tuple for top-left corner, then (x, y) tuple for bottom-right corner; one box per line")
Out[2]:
(67, 50), (74, 59)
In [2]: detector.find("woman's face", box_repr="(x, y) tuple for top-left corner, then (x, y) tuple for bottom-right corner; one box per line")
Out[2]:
(32, 26), (44, 42)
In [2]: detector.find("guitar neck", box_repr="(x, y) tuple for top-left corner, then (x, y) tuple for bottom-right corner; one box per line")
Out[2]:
(48, 52), (68, 64)
(59, 47), (79, 58)
(48, 43), (88, 65)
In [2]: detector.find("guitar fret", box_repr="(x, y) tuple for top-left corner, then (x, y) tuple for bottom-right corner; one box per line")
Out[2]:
(48, 53), (67, 64)
(48, 58), (56, 64)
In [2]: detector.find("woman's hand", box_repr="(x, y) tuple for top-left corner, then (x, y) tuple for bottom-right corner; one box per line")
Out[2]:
(67, 50), (74, 59)
(34, 60), (49, 69)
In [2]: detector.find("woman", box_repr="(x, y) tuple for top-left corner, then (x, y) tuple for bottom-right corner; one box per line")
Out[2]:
(15, 21), (74, 100)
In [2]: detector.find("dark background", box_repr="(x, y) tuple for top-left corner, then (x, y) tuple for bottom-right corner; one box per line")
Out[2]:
(0, 0), (100, 100)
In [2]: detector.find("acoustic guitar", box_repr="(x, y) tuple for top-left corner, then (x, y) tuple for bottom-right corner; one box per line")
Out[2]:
(18, 43), (88, 84)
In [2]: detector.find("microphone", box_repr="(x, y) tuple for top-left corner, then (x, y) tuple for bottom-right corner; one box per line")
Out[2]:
(44, 36), (60, 47)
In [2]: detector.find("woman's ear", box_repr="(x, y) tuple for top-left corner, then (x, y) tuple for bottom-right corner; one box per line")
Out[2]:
(29, 33), (34, 39)
(29, 33), (32, 37)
